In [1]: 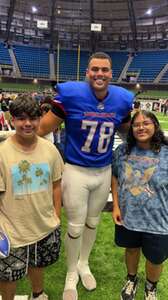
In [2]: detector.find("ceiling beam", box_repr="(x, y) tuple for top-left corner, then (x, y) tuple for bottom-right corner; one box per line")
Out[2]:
(5, 0), (16, 42)
(90, 0), (94, 52)
(127, 0), (137, 50)
(50, 0), (57, 50)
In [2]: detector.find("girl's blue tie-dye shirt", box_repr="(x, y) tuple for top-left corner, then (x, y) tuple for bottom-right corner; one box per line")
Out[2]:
(112, 143), (168, 234)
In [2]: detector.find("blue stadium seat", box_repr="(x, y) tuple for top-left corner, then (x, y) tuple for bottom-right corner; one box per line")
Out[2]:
(0, 43), (12, 65)
(13, 44), (49, 78)
(128, 51), (168, 82)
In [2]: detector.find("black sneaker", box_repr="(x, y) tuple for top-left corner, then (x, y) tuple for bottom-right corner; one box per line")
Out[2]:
(120, 277), (138, 300)
(144, 286), (157, 300)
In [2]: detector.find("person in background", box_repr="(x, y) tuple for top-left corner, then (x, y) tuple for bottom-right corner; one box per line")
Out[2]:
(54, 124), (66, 162)
(40, 103), (54, 143)
(38, 52), (134, 300)
(112, 110), (168, 300)
(163, 99), (168, 115)
(40, 103), (65, 161)
(0, 107), (5, 130)
(133, 100), (141, 112)
(0, 95), (64, 300)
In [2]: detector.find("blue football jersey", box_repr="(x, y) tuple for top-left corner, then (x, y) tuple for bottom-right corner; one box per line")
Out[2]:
(53, 81), (134, 167)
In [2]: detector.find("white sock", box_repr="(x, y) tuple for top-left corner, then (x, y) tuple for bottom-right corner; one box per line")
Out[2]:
(79, 225), (97, 265)
(65, 233), (81, 273)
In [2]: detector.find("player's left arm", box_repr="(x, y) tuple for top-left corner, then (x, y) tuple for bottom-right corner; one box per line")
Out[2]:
(117, 112), (131, 140)
(53, 179), (62, 219)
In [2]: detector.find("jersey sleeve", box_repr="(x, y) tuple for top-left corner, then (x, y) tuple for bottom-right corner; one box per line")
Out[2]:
(127, 90), (135, 110)
(120, 90), (134, 124)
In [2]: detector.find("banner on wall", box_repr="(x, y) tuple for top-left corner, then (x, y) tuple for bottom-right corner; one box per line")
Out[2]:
(91, 23), (102, 32)
(37, 20), (48, 29)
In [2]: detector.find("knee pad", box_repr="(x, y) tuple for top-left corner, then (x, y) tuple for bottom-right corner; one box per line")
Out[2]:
(85, 216), (100, 229)
(67, 222), (84, 239)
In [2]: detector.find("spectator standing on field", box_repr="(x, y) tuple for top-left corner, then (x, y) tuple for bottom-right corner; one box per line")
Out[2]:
(0, 95), (64, 300)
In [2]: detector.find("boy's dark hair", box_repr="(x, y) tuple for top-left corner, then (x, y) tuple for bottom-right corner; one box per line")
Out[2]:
(88, 52), (112, 68)
(9, 94), (42, 117)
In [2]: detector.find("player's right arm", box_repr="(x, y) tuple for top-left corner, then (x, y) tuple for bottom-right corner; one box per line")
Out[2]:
(38, 93), (66, 137)
(38, 110), (63, 137)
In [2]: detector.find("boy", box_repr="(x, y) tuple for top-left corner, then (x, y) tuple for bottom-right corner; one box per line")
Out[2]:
(0, 95), (64, 300)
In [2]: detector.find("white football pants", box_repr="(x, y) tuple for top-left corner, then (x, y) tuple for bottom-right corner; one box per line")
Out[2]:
(62, 163), (111, 272)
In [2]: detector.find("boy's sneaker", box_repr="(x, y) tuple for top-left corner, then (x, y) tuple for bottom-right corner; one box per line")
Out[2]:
(144, 286), (157, 300)
(120, 277), (138, 300)
(29, 292), (48, 300)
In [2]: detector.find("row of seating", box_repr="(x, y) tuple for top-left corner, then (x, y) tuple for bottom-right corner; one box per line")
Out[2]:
(0, 43), (12, 65)
(13, 45), (49, 77)
(0, 42), (168, 82)
(161, 69), (168, 82)
(128, 51), (168, 82)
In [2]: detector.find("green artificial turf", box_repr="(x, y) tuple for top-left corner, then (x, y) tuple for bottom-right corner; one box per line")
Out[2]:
(138, 90), (168, 99)
(0, 82), (50, 92)
(16, 211), (168, 300)
(154, 112), (168, 131)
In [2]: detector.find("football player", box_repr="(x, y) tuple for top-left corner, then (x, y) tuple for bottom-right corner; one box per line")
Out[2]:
(38, 52), (134, 300)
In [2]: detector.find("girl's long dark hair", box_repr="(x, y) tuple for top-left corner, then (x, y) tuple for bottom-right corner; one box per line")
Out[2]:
(126, 110), (168, 154)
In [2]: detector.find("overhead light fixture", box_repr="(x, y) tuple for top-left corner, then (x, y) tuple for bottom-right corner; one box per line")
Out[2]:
(57, 5), (61, 15)
(32, 6), (37, 13)
(146, 8), (152, 15)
